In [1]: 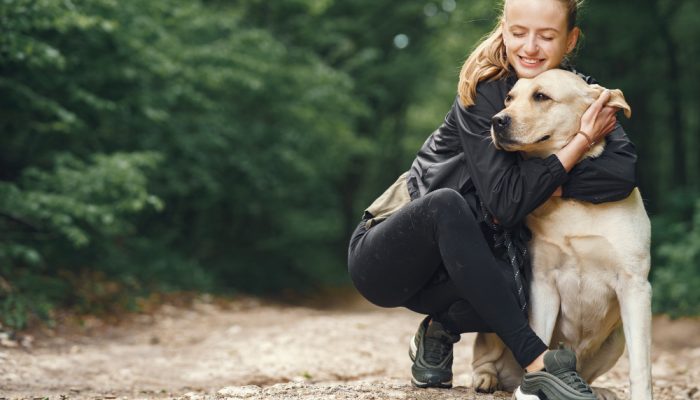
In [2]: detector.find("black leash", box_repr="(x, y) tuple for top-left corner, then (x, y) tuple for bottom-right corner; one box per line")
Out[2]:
(479, 200), (530, 317)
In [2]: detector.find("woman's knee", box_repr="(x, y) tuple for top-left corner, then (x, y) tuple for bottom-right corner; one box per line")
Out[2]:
(425, 188), (475, 223)
(353, 281), (408, 308)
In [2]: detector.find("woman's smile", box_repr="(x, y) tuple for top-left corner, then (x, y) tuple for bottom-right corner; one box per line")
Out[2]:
(518, 56), (545, 68)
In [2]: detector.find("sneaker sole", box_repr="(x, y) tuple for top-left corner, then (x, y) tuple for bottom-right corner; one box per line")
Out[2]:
(411, 377), (453, 389)
(520, 372), (596, 400)
(512, 387), (541, 400)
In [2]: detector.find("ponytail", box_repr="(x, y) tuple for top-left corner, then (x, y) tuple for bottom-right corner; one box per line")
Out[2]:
(457, 20), (510, 107)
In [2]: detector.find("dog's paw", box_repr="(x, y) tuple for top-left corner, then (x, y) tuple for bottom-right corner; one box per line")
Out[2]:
(592, 387), (620, 400)
(472, 372), (499, 393)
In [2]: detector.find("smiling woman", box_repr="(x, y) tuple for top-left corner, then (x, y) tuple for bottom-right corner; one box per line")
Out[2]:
(458, 0), (584, 107)
(347, 0), (638, 399)
(502, 0), (580, 78)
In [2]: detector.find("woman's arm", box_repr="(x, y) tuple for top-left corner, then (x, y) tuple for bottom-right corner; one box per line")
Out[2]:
(453, 86), (568, 228)
(549, 70), (636, 202)
(555, 90), (618, 171)
(561, 124), (637, 203)
(454, 83), (618, 227)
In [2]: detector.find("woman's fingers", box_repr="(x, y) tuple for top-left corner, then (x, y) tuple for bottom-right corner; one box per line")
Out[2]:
(580, 90), (610, 137)
(592, 89), (612, 111)
(583, 92), (626, 143)
(574, 91), (622, 152)
(582, 90), (611, 121)
(598, 106), (620, 137)
(603, 116), (617, 135)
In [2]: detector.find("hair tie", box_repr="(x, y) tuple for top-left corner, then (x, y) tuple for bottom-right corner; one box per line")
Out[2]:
(576, 131), (595, 149)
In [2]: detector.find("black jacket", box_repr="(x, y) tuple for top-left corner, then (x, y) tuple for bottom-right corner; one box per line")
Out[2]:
(407, 71), (638, 229)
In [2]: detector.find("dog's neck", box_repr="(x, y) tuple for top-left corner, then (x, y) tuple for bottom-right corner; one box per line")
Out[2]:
(582, 141), (606, 160)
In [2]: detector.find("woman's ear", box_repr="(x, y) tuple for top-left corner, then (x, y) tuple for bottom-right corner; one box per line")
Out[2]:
(566, 27), (580, 53)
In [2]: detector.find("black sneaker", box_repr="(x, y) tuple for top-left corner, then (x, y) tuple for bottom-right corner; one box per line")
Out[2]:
(513, 348), (596, 400)
(408, 316), (460, 388)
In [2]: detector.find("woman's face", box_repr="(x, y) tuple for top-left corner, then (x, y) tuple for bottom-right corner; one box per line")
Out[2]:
(502, 0), (579, 79)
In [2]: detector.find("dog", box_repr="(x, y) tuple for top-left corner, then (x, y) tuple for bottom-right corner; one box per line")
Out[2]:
(470, 69), (653, 400)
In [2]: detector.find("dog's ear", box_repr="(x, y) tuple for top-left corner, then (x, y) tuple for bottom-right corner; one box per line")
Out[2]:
(607, 89), (632, 119)
(587, 84), (632, 119)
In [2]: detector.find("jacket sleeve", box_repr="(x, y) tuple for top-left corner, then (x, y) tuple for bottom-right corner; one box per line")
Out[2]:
(561, 124), (637, 203)
(452, 90), (569, 228)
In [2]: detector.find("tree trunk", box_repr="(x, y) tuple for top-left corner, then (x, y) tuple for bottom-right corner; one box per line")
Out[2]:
(653, 0), (687, 189)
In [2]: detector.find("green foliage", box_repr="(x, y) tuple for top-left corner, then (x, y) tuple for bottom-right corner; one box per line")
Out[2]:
(3, 153), (162, 247)
(577, 0), (700, 203)
(1, 0), (380, 327)
(651, 193), (700, 317)
(0, 152), (161, 328)
(1, 0), (699, 327)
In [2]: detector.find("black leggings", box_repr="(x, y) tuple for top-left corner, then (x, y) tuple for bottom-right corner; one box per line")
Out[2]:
(347, 188), (547, 368)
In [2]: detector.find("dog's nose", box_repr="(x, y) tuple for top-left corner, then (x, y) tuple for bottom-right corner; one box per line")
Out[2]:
(492, 114), (511, 134)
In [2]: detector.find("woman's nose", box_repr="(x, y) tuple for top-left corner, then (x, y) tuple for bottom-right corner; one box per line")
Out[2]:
(524, 36), (538, 54)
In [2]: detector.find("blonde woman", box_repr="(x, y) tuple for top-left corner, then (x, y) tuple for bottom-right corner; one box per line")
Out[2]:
(348, 0), (636, 399)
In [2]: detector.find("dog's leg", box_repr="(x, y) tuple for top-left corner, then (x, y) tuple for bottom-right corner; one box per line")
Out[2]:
(528, 276), (560, 347)
(471, 289), (559, 394)
(472, 332), (506, 393)
(580, 326), (625, 383)
(581, 327), (625, 400)
(617, 269), (653, 400)
(527, 239), (564, 347)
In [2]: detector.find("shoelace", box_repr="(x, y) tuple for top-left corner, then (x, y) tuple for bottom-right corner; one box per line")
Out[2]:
(423, 334), (453, 365)
(557, 370), (594, 394)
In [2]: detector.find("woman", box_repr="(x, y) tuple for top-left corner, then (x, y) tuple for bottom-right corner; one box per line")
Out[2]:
(347, 0), (637, 399)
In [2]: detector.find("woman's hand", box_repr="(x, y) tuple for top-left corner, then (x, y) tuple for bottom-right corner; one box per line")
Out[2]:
(556, 90), (621, 172)
(579, 90), (619, 144)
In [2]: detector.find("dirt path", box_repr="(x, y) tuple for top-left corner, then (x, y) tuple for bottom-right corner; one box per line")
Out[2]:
(1, 294), (699, 400)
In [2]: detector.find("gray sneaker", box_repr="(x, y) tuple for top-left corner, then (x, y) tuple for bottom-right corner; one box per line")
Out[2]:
(408, 316), (460, 388)
(513, 348), (596, 400)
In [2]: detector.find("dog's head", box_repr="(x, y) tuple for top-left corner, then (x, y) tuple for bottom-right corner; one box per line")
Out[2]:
(490, 69), (631, 159)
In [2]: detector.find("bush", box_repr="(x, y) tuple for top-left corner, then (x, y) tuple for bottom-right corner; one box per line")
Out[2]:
(651, 193), (700, 317)
(0, 153), (162, 329)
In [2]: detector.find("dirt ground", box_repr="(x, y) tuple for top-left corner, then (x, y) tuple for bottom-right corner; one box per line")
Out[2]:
(1, 293), (699, 400)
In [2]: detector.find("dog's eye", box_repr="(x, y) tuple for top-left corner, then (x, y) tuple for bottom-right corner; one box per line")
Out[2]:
(505, 94), (513, 103)
(533, 92), (551, 102)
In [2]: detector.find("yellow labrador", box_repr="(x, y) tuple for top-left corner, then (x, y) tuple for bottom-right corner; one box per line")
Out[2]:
(471, 69), (652, 400)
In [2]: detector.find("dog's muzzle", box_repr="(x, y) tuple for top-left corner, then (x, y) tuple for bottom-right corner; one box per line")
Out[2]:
(492, 113), (511, 135)
(491, 113), (514, 147)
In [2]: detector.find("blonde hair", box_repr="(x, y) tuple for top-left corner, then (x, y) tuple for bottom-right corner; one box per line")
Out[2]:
(457, 0), (584, 107)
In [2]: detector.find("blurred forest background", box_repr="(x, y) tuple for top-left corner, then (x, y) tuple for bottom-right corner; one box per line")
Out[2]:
(1, 0), (699, 330)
